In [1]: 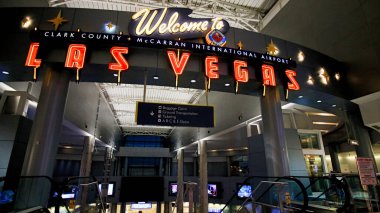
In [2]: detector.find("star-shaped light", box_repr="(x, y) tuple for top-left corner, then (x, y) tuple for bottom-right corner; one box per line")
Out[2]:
(106, 22), (113, 30)
(237, 41), (243, 50)
(48, 10), (68, 31)
(266, 40), (279, 56)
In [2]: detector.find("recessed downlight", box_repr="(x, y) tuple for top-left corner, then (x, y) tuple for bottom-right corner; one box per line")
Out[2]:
(332, 104), (336, 107)
(225, 83), (230, 86)
(298, 95), (303, 98)
(113, 73), (118, 77)
(317, 100), (322, 103)
(153, 75), (159, 80)
(190, 79), (196, 83)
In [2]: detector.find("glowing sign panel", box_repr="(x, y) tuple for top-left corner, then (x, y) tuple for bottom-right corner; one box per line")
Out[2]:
(129, 7), (229, 39)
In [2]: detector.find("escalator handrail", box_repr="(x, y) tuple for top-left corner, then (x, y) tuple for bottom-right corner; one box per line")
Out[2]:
(293, 176), (332, 199)
(292, 175), (352, 212)
(219, 176), (308, 213)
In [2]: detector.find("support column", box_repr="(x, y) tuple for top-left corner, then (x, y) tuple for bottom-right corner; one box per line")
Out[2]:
(328, 144), (341, 172)
(348, 110), (377, 171)
(187, 182), (197, 213)
(163, 202), (170, 213)
(17, 63), (71, 209)
(177, 149), (184, 213)
(79, 136), (95, 212)
(198, 140), (208, 213)
(159, 158), (163, 176)
(226, 156), (231, 176)
(120, 202), (126, 213)
(156, 201), (161, 213)
(260, 86), (290, 176)
(193, 156), (197, 176)
(124, 157), (128, 176)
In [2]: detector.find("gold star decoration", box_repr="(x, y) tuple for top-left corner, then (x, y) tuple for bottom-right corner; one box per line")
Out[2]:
(237, 41), (243, 50)
(48, 10), (68, 31)
(106, 22), (113, 30)
(266, 40), (279, 55)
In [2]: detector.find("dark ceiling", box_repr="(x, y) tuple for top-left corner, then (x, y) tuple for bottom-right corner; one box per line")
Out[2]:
(261, 0), (380, 99)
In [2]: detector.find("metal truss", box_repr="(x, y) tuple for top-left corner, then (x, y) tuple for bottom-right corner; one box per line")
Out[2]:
(48, 0), (269, 32)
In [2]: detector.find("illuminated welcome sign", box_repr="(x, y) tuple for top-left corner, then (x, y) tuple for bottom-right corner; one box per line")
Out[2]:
(128, 7), (230, 39)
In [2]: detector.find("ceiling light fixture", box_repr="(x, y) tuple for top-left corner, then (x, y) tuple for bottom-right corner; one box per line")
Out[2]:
(306, 112), (336, 117)
(317, 100), (322, 103)
(297, 51), (305, 62)
(225, 83), (230, 86)
(313, 122), (339, 126)
(190, 79), (196, 83)
(298, 95), (303, 98)
(332, 104), (337, 107)
(2, 71), (9, 75)
(113, 73), (118, 77)
(153, 75), (159, 80)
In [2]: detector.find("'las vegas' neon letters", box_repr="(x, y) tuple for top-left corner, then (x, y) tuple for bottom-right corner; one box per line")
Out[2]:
(205, 56), (219, 79)
(285, 69), (300, 90)
(167, 50), (191, 76)
(24, 44), (299, 90)
(109, 47), (129, 71)
(64, 44), (87, 69)
(233, 60), (248, 83)
(261, 64), (276, 86)
(25, 43), (42, 68)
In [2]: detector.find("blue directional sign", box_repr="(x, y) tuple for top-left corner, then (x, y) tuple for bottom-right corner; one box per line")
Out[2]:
(136, 102), (214, 127)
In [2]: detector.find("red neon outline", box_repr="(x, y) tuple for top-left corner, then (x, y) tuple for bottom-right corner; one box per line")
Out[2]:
(205, 56), (219, 79)
(64, 44), (87, 69)
(285, 69), (300, 90)
(25, 42), (41, 67)
(109, 47), (129, 71)
(233, 60), (248, 83)
(261, 64), (276, 86)
(167, 50), (190, 75)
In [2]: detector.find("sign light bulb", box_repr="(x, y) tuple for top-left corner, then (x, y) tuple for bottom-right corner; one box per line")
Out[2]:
(105, 22), (116, 33)
(318, 67), (329, 85)
(334, 73), (340, 80)
(307, 75), (314, 85)
(22, 16), (33, 29)
(297, 51), (305, 62)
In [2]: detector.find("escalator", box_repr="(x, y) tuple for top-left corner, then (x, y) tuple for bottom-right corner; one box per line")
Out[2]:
(220, 176), (308, 212)
(344, 175), (380, 212)
(220, 175), (351, 213)
(293, 175), (350, 212)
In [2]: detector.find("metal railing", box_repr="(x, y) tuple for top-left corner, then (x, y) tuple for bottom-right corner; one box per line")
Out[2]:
(237, 181), (288, 212)
(0, 175), (105, 213)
